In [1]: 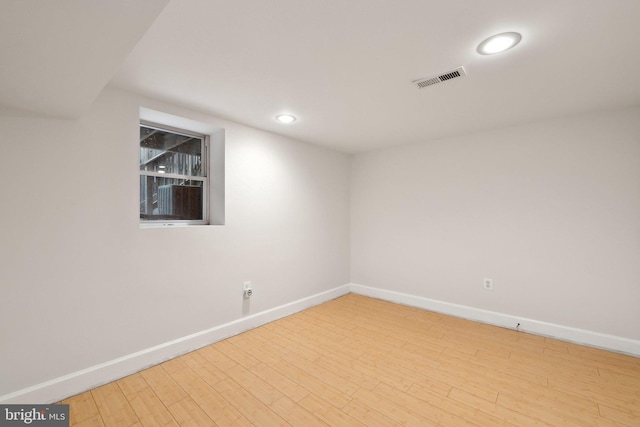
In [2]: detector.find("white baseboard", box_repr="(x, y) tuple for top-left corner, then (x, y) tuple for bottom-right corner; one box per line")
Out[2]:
(0, 284), (351, 404)
(349, 283), (640, 358)
(4, 282), (637, 404)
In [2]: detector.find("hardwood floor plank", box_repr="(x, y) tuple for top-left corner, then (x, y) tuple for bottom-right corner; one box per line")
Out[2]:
(63, 294), (639, 427)
(178, 351), (210, 371)
(168, 366), (253, 426)
(270, 396), (329, 426)
(598, 403), (640, 427)
(281, 351), (360, 396)
(196, 345), (237, 371)
(62, 391), (101, 426)
(497, 391), (606, 427)
(188, 361), (227, 388)
(298, 393), (367, 427)
(73, 415), (106, 427)
(341, 398), (401, 427)
(91, 382), (140, 427)
(117, 373), (148, 398)
(448, 388), (553, 427)
(225, 333), (288, 366)
(312, 351), (381, 391)
(166, 397), (215, 427)
(598, 367), (640, 387)
(168, 367), (228, 410)
(351, 387), (438, 426)
(352, 353), (416, 392)
(548, 377), (640, 420)
(269, 358), (352, 408)
(213, 340), (261, 369)
(374, 382), (506, 427)
(160, 358), (187, 374)
(225, 364), (283, 405)
(251, 362), (310, 402)
(260, 327), (325, 361)
(211, 378), (289, 426)
(126, 387), (178, 427)
(139, 365), (187, 407)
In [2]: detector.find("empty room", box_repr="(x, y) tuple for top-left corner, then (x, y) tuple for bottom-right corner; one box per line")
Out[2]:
(1, 1), (639, 426)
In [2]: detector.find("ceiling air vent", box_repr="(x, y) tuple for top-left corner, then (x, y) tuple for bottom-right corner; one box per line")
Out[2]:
(413, 66), (466, 89)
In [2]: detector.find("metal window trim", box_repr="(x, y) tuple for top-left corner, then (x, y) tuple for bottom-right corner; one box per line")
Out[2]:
(140, 120), (207, 140)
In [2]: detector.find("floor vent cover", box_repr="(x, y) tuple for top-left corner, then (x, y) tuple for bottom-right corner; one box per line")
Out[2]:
(413, 66), (466, 89)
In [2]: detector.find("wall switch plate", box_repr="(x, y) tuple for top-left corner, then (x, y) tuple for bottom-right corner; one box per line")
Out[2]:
(483, 278), (494, 291)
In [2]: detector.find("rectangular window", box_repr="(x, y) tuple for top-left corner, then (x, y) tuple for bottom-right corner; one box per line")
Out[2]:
(139, 121), (208, 225)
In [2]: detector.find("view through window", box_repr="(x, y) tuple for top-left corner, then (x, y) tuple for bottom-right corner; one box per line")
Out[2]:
(139, 122), (208, 225)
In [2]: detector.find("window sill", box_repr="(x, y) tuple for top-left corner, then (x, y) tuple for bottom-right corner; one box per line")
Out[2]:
(139, 223), (214, 229)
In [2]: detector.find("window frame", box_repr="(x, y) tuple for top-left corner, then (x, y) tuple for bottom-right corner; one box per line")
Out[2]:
(139, 120), (210, 226)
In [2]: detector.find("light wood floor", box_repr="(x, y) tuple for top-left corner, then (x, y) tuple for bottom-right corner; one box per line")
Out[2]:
(61, 294), (640, 426)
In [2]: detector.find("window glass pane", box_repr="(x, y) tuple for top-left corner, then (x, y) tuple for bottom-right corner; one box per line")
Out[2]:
(140, 176), (204, 221)
(140, 126), (203, 177)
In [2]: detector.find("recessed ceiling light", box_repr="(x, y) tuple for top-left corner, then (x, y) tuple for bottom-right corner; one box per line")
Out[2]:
(275, 114), (296, 123)
(477, 32), (522, 55)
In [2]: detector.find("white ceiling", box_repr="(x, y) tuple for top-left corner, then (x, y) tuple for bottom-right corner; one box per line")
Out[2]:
(4, 1), (640, 152)
(0, 0), (168, 118)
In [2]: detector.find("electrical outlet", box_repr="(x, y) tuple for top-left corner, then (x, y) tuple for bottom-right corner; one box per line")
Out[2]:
(483, 277), (494, 291)
(243, 281), (253, 298)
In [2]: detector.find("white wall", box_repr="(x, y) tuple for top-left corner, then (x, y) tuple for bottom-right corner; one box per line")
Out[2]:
(2, 85), (638, 400)
(0, 87), (350, 397)
(351, 107), (640, 341)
